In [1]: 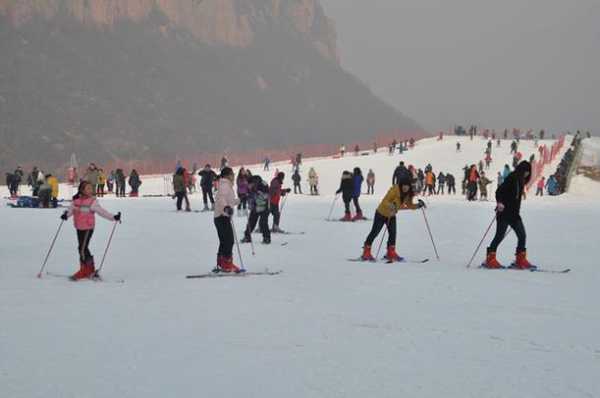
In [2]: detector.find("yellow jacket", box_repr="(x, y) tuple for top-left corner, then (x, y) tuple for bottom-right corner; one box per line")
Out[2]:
(98, 172), (107, 185)
(376, 185), (418, 218)
(47, 176), (59, 198)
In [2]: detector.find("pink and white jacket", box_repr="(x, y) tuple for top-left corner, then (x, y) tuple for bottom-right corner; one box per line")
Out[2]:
(67, 196), (114, 230)
(214, 178), (239, 218)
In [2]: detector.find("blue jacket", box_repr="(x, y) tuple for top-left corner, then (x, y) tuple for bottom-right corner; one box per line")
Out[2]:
(353, 174), (363, 198)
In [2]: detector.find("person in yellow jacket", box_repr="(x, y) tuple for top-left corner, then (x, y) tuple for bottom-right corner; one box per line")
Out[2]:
(97, 169), (107, 197)
(360, 177), (425, 262)
(47, 174), (59, 207)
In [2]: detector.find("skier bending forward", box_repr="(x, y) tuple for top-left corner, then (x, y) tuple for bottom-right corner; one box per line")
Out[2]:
(483, 161), (534, 269)
(360, 176), (425, 262)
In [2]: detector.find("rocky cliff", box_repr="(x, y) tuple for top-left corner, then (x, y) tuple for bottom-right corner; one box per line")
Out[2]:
(0, 0), (421, 171)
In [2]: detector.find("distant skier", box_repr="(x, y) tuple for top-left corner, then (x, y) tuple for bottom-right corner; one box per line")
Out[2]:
(437, 172), (446, 195)
(536, 176), (545, 196)
(359, 176), (425, 262)
(173, 167), (191, 211)
(60, 181), (121, 280)
(115, 169), (126, 197)
(213, 167), (241, 273)
(446, 173), (456, 194)
(392, 161), (410, 185)
(263, 157), (270, 171)
(456, 142), (461, 152)
(308, 167), (319, 195)
(366, 169), (375, 195)
(269, 172), (291, 232)
(478, 172), (492, 201)
(241, 175), (271, 245)
(236, 168), (249, 216)
(483, 161), (534, 269)
(128, 169), (141, 197)
(340, 145), (346, 157)
(352, 167), (365, 220)
(336, 170), (354, 221)
(292, 169), (302, 194)
(466, 165), (480, 201)
(199, 164), (217, 211)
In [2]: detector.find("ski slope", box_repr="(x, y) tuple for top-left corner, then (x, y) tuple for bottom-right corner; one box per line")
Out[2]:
(2, 136), (599, 398)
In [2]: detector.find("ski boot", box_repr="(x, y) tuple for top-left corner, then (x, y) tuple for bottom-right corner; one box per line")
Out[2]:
(70, 256), (96, 280)
(384, 245), (404, 262)
(220, 257), (241, 273)
(262, 237), (271, 245)
(512, 250), (535, 270)
(201, 204), (209, 212)
(352, 211), (365, 221)
(482, 249), (502, 269)
(340, 212), (353, 222)
(240, 233), (252, 244)
(361, 245), (375, 261)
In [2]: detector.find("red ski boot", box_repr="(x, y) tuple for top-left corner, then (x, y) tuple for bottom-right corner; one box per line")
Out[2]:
(352, 211), (365, 221)
(513, 250), (534, 270)
(70, 257), (96, 280)
(361, 245), (375, 261)
(384, 245), (404, 262)
(482, 250), (503, 269)
(220, 257), (241, 273)
(340, 212), (353, 222)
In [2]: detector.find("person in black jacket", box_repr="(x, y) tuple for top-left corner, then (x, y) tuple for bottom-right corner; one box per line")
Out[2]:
(198, 164), (217, 211)
(336, 170), (354, 221)
(392, 161), (410, 185)
(483, 161), (534, 269)
(241, 175), (271, 244)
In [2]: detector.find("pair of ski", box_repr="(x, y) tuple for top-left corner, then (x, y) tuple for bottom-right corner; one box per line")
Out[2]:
(477, 264), (570, 274)
(327, 218), (370, 222)
(44, 271), (126, 283)
(186, 268), (282, 279)
(348, 257), (429, 264)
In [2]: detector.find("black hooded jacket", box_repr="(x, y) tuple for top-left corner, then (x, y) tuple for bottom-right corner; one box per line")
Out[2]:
(496, 161), (532, 221)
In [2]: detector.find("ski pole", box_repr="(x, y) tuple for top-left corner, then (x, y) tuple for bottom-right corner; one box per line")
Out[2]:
(280, 193), (289, 215)
(466, 214), (496, 268)
(421, 207), (440, 260)
(246, 212), (256, 256)
(95, 214), (121, 276)
(230, 217), (246, 272)
(326, 193), (340, 220)
(37, 218), (65, 278)
(375, 217), (392, 260)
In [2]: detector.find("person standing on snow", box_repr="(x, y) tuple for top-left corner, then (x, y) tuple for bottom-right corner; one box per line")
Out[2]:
(478, 171), (492, 201)
(392, 161), (410, 186)
(536, 176), (545, 196)
(213, 167), (241, 273)
(308, 167), (319, 195)
(366, 169), (375, 195)
(236, 168), (250, 216)
(241, 175), (271, 245)
(359, 176), (425, 262)
(466, 165), (480, 201)
(173, 167), (191, 212)
(60, 181), (121, 280)
(437, 172), (446, 195)
(199, 164), (217, 211)
(292, 169), (302, 194)
(269, 172), (291, 232)
(128, 169), (141, 197)
(483, 161), (534, 269)
(352, 167), (365, 220)
(446, 173), (456, 194)
(336, 170), (355, 221)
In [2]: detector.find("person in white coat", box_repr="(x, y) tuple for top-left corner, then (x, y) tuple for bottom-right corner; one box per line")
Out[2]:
(213, 167), (241, 272)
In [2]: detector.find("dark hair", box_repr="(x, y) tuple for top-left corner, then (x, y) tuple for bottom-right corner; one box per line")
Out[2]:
(73, 181), (92, 200)
(277, 171), (285, 180)
(220, 167), (234, 178)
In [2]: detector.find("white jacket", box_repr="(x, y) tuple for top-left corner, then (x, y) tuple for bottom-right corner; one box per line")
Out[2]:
(214, 178), (239, 218)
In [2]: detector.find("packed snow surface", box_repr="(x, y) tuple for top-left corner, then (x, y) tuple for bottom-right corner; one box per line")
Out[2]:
(2, 136), (599, 398)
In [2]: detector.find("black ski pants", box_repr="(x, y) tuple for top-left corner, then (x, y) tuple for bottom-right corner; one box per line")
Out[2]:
(214, 216), (234, 257)
(77, 229), (94, 263)
(270, 204), (281, 227)
(294, 183), (302, 194)
(175, 192), (189, 210)
(488, 216), (526, 253)
(364, 211), (396, 248)
(352, 197), (362, 214)
(237, 194), (248, 210)
(367, 183), (374, 195)
(245, 210), (270, 240)
(202, 186), (214, 205)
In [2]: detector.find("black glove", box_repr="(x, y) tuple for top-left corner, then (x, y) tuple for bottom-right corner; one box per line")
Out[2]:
(417, 199), (426, 209)
(224, 206), (234, 216)
(285, 188), (292, 193)
(60, 211), (68, 221)
(114, 212), (121, 222)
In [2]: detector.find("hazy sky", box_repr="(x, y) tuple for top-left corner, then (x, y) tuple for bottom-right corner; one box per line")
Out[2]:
(321, 0), (600, 134)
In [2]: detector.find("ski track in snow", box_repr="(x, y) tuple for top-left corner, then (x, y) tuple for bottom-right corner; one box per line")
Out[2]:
(1, 136), (599, 397)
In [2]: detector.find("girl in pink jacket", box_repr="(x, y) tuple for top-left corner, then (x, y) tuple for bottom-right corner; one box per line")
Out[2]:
(213, 167), (241, 272)
(61, 181), (121, 280)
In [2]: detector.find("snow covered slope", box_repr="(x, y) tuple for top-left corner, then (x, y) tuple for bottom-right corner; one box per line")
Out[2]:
(2, 136), (599, 398)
